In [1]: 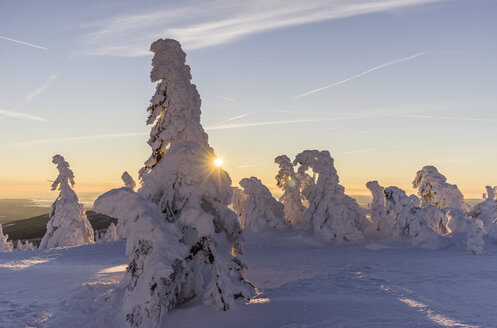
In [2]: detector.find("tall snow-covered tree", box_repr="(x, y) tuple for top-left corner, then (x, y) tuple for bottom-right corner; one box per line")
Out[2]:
(233, 177), (287, 230)
(94, 39), (253, 328)
(413, 165), (469, 212)
(39, 155), (94, 249)
(293, 150), (367, 243)
(0, 224), (13, 252)
(274, 155), (305, 226)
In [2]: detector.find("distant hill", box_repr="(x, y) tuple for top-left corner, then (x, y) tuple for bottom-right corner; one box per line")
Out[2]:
(2, 211), (117, 241)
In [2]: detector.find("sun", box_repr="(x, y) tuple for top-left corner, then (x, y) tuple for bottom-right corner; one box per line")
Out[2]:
(214, 157), (223, 167)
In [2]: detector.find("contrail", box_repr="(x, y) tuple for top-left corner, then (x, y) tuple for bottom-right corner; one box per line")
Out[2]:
(0, 108), (46, 121)
(2, 132), (147, 146)
(205, 115), (362, 130)
(0, 35), (48, 50)
(294, 50), (433, 99)
(209, 94), (237, 102)
(25, 71), (60, 103)
(212, 113), (251, 126)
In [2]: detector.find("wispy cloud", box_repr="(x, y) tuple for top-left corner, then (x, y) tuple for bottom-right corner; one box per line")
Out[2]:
(25, 70), (62, 103)
(84, 0), (444, 57)
(0, 35), (48, 50)
(295, 50), (433, 99)
(0, 109), (46, 122)
(2, 132), (146, 146)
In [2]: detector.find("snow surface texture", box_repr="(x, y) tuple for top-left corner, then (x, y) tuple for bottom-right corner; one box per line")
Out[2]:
(95, 39), (253, 328)
(3, 231), (497, 328)
(0, 224), (13, 252)
(39, 155), (94, 249)
(293, 150), (368, 243)
(413, 165), (470, 212)
(121, 171), (136, 190)
(274, 155), (306, 226)
(233, 177), (288, 231)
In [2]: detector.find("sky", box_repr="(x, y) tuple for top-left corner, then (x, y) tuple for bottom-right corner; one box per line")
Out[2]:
(0, 0), (496, 199)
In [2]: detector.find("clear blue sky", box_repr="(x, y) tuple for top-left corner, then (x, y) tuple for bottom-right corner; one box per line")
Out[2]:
(1, 0), (496, 198)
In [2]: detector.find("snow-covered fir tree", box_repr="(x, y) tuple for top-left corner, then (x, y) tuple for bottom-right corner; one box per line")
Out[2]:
(95, 39), (253, 328)
(274, 155), (305, 226)
(0, 224), (13, 252)
(233, 177), (287, 230)
(39, 155), (94, 249)
(293, 150), (367, 243)
(413, 165), (469, 212)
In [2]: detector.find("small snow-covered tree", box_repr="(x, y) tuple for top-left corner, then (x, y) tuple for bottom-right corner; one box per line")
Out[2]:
(366, 181), (396, 237)
(233, 177), (287, 230)
(384, 187), (443, 248)
(469, 186), (497, 240)
(16, 239), (35, 251)
(274, 155), (305, 226)
(0, 224), (13, 252)
(39, 155), (94, 249)
(122, 171), (136, 190)
(293, 150), (366, 243)
(102, 223), (119, 242)
(445, 209), (485, 254)
(95, 39), (253, 328)
(413, 165), (469, 212)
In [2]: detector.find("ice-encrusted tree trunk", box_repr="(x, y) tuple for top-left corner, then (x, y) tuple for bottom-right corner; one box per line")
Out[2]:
(366, 181), (396, 237)
(233, 177), (287, 230)
(293, 150), (367, 243)
(122, 171), (136, 190)
(0, 224), (13, 252)
(95, 39), (253, 328)
(39, 155), (94, 249)
(413, 166), (469, 212)
(274, 155), (305, 226)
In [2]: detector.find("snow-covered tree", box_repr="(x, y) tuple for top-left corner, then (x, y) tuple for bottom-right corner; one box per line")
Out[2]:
(293, 150), (367, 243)
(39, 155), (94, 249)
(102, 223), (119, 242)
(274, 155), (305, 226)
(469, 186), (497, 240)
(366, 181), (396, 237)
(16, 239), (35, 251)
(231, 187), (248, 218)
(0, 224), (13, 252)
(233, 177), (287, 230)
(122, 171), (136, 190)
(445, 209), (485, 254)
(413, 165), (469, 212)
(95, 39), (253, 327)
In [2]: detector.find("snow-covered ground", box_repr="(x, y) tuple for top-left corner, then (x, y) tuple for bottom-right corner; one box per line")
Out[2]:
(1, 231), (497, 327)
